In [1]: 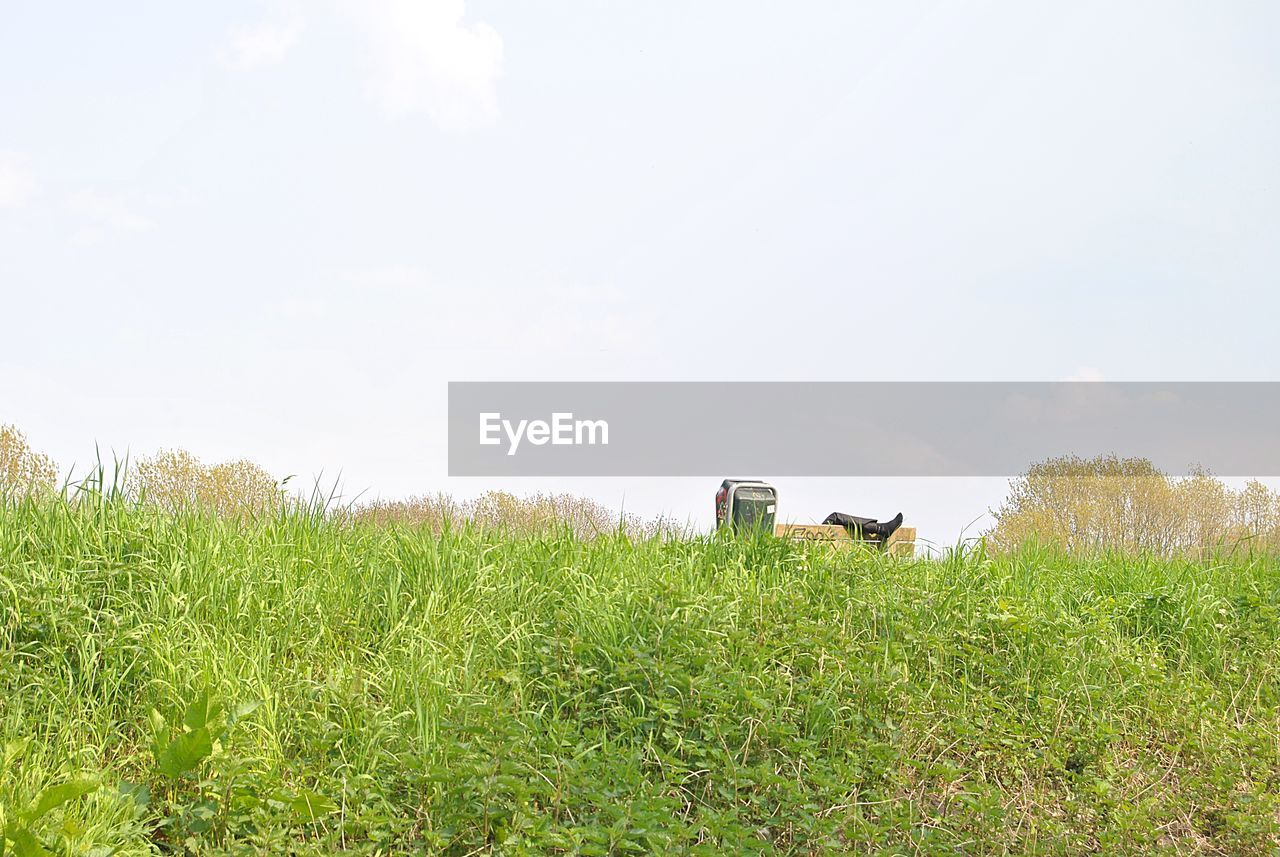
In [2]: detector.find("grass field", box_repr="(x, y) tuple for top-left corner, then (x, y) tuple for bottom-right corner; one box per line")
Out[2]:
(3, 495), (1280, 855)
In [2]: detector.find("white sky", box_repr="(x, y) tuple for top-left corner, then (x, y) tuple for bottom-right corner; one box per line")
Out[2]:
(2, 1), (1278, 545)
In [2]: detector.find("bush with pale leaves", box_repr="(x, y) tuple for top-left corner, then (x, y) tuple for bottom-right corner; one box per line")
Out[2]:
(0, 424), (57, 497)
(989, 455), (1280, 556)
(351, 490), (640, 539)
(132, 449), (283, 518)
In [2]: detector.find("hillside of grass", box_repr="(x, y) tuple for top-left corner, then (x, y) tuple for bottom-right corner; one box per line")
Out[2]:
(3, 496), (1280, 855)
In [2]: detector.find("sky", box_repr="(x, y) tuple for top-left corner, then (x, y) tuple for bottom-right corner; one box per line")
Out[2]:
(2, 1), (1278, 545)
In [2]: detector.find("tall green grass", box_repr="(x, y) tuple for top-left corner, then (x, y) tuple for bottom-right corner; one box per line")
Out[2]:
(3, 495), (1280, 855)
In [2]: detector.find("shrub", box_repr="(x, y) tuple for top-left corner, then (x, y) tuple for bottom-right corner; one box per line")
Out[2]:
(989, 455), (1280, 556)
(131, 449), (284, 519)
(0, 423), (58, 497)
(345, 493), (464, 531)
(349, 490), (676, 539)
(469, 490), (627, 537)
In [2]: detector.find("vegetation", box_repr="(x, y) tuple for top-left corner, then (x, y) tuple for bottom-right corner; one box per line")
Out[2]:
(4, 490), (1280, 854)
(2, 437), (665, 539)
(13, 431), (1280, 556)
(4, 431), (1280, 853)
(349, 492), (682, 539)
(990, 455), (1280, 557)
(130, 450), (286, 520)
(0, 424), (57, 498)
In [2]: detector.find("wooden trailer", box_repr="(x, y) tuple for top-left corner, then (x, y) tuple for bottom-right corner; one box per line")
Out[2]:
(775, 523), (917, 557)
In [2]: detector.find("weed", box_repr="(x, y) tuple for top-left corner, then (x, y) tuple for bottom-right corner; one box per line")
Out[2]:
(2, 496), (1279, 853)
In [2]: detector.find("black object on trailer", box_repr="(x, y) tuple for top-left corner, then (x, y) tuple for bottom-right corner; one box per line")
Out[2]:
(821, 511), (905, 546)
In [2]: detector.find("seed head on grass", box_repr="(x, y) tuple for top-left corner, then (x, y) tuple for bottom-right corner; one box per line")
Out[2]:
(0, 423), (57, 498)
(130, 448), (284, 520)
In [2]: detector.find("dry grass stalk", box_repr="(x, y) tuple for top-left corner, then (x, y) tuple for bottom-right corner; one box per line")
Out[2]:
(0, 423), (58, 497)
(131, 448), (284, 518)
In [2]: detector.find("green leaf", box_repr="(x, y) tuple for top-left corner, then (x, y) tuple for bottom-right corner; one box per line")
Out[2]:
(183, 689), (224, 731)
(155, 728), (213, 779)
(213, 699), (260, 742)
(148, 708), (169, 757)
(7, 827), (51, 857)
(2, 739), (28, 767)
(185, 799), (218, 834)
(117, 781), (150, 817)
(290, 790), (337, 822)
(23, 778), (98, 824)
(229, 699), (260, 723)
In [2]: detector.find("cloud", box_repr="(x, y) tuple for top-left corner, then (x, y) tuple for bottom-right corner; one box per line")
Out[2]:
(320, 266), (655, 355)
(219, 15), (302, 71)
(0, 151), (38, 209)
(217, 1), (503, 131)
(1062, 366), (1105, 382)
(345, 0), (504, 131)
(66, 190), (157, 245)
